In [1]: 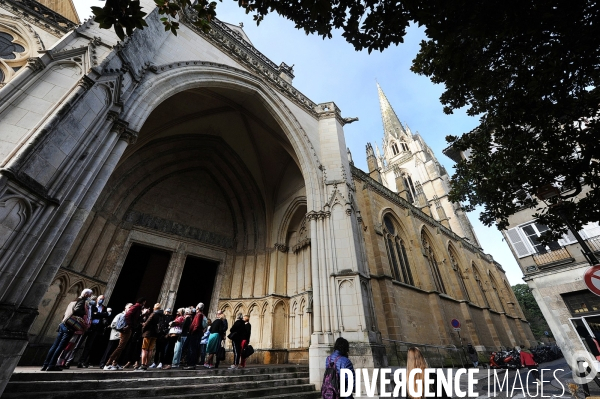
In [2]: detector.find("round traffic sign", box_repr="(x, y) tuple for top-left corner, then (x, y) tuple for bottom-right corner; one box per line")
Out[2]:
(451, 319), (461, 328)
(584, 265), (600, 296)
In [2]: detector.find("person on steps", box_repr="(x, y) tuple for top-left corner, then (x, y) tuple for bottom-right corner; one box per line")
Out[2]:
(99, 303), (130, 368)
(183, 303), (206, 370)
(42, 289), (93, 372)
(228, 313), (245, 369)
(138, 303), (163, 371)
(104, 297), (146, 370)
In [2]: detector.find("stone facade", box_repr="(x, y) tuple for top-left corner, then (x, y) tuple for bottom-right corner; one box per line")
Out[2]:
(0, 0), (534, 395)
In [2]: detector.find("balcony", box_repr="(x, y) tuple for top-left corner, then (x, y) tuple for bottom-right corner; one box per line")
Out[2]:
(532, 247), (574, 267)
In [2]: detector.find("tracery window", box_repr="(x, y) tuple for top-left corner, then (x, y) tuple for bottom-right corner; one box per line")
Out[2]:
(403, 174), (417, 204)
(383, 215), (414, 286)
(473, 267), (490, 308)
(448, 247), (470, 301)
(0, 27), (28, 86)
(421, 231), (445, 293)
(0, 32), (24, 59)
(391, 142), (399, 156)
(489, 275), (506, 313)
(400, 141), (409, 152)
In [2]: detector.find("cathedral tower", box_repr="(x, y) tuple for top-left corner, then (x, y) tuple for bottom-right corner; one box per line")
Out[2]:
(369, 83), (480, 245)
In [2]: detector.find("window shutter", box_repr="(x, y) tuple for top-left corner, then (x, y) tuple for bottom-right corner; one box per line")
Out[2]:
(559, 229), (578, 246)
(581, 222), (600, 239)
(506, 227), (534, 258)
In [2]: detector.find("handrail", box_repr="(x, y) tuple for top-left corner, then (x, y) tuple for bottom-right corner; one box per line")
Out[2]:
(381, 338), (461, 350)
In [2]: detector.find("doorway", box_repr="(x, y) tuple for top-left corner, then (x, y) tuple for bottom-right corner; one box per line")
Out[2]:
(173, 256), (219, 313)
(109, 244), (172, 313)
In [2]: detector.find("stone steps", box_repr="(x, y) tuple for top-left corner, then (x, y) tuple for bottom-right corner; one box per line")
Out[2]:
(5, 366), (320, 399)
(6, 371), (306, 392)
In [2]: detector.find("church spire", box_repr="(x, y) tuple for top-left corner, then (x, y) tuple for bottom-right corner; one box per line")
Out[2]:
(377, 83), (407, 141)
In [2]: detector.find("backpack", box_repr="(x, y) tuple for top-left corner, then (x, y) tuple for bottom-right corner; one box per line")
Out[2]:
(115, 313), (127, 332)
(321, 355), (342, 399)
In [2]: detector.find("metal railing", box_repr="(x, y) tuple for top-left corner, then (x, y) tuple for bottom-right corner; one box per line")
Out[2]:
(382, 339), (469, 368)
(532, 247), (573, 266)
(586, 236), (600, 253)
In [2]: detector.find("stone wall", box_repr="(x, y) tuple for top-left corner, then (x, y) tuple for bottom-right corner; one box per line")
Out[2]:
(352, 166), (535, 351)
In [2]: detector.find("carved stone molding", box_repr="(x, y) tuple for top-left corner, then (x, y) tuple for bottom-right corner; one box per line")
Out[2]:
(77, 75), (95, 90)
(306, 210), (331, 221)
(26, 57), (44, 72)
(292, 238), (310, 253)
(110, 118), (128, 135)
(181, 16), (319, 116)
(120, 129), (138, 145)
(274, 243), (289, 253)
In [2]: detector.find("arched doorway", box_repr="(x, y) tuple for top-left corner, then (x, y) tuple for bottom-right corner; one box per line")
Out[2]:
(54, 82), (314, 362)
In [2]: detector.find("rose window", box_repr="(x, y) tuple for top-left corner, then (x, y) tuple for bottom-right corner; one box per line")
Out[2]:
(0, 32), (25, 60)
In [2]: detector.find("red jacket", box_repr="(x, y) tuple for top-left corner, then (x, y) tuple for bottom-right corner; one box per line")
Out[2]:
(520, 351), (537, 366)
(189, 312), (204, 335)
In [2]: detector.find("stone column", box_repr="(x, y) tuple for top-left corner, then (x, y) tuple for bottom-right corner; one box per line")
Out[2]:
(0, 109), (135, 395)
(309, 216), (321, 333)
(158, 243), (187, 310)
(309, 102), (385, 390)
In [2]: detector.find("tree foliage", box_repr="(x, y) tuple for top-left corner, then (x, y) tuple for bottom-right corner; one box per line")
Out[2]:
(414, 0), (600, 239)
(512, 284), (552, 340)
(91, 0), (600, 236)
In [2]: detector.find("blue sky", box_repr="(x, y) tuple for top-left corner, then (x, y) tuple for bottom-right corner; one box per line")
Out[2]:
(72, 0), (525, 285)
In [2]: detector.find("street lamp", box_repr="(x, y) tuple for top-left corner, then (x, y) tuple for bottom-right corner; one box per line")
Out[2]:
(535, 184), (599, 265)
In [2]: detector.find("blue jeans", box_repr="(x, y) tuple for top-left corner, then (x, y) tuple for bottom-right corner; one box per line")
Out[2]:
(172, 336), (187, 366)
(200, 343), (207, 364)
(43, 324), (74, 367)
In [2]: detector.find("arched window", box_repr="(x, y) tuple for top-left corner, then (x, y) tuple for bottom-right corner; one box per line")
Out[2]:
(421, 231), (446, 293)
(400, 140), (409, 152)
(473, 266), (490, 308)
(383, 215), (414, 286)
(448, 247), (470, 301)
(391, 142), (399, 156)
(489, 275), (506, 313)
(403, 174), (417, 204)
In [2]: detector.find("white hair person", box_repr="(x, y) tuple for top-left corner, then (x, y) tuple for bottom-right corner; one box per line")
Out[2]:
(196, 302), (204, 310)
(81, 288), (93, 297)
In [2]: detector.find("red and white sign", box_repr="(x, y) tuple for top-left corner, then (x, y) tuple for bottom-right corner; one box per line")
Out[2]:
(584, 265), (600, 296)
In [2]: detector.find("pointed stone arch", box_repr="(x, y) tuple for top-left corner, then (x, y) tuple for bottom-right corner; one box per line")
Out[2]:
(447, 243), (471, 301)
(380, 209), (415, 286)
(272, 300), (287, 349)
(471, 263), (491, 309)
(119, 64), (324, 212)
(421, 227), (446, 294)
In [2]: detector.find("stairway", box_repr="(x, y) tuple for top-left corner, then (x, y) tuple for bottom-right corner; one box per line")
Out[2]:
(4, 365), (321, 399)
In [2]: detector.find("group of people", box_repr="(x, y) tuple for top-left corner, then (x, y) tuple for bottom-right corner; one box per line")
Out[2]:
(41, 289), (252, 371)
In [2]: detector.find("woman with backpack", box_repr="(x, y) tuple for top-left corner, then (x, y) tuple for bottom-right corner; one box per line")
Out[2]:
(322, 337), (355, 398)
(100, 303), (131, 369)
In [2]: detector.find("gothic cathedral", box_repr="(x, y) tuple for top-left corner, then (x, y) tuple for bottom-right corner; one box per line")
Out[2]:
(0, 0), (534, 393)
